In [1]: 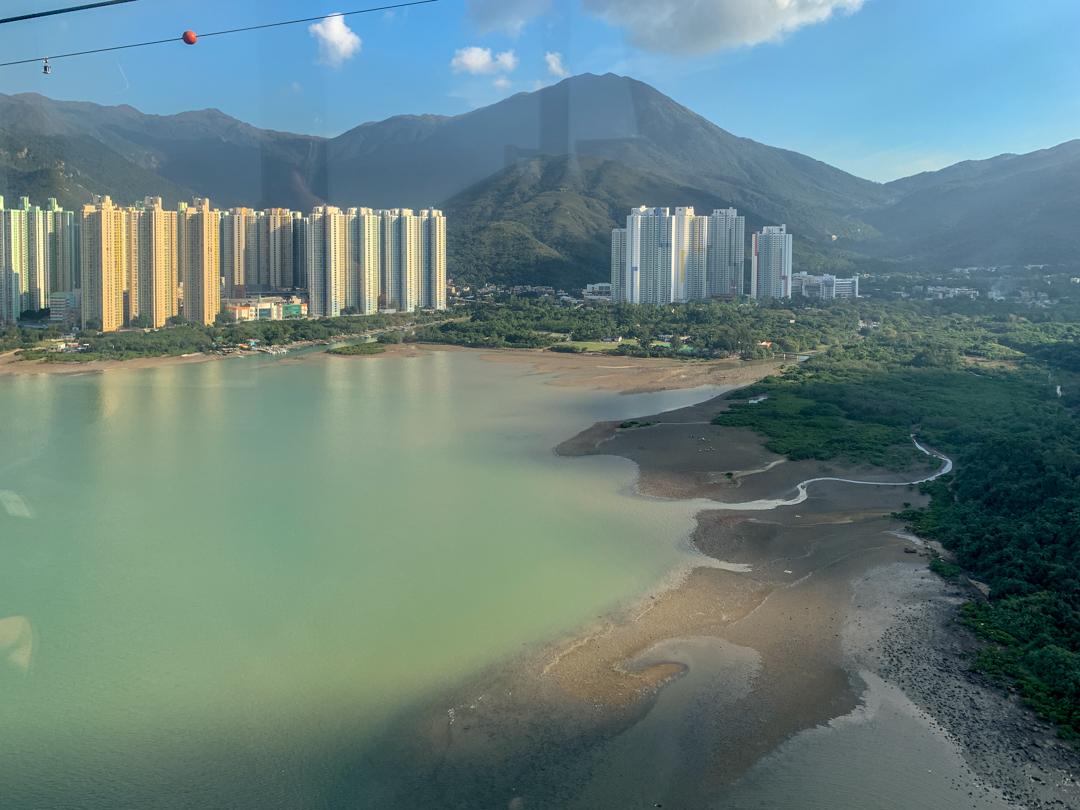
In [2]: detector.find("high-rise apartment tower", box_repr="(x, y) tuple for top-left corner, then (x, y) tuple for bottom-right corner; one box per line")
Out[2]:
(351, 207), (381, 314)
(751, 225), (792, 300)
(180, 198), (221, 325)
(80, 196), (127, 333)
(706, 208), (745, 297)
(305, 206), (348, 318)
(137, 198), (179, 327)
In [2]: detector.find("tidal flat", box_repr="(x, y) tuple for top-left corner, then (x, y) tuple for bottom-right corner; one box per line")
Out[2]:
(372, 379), (1077, 809)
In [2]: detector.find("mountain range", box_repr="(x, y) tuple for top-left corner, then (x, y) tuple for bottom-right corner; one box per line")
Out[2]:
(0, 74), (1076, 288)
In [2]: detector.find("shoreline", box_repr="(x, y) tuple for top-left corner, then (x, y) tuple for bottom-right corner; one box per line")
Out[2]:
(0, 342), (784, 393)
(478, 349), (783, 394)
(0, 349), (226, 377)
(548, 389), (1078, 805)
(394, 380), (1077, 807)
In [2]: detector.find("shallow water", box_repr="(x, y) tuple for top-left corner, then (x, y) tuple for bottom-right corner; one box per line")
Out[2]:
(720, 672), (1012, 810)
(0, 350), (722, 809)
(569, 636), (762, 809)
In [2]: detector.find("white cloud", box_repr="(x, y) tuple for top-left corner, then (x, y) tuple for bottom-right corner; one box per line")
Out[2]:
(493, 77), (513, 89)
(581, 0), (865, 54)
(309, 14), (362, 68)
(451, 47), (519, 75)
(545, 52), (570, 78)
(465, 0), (552, 36)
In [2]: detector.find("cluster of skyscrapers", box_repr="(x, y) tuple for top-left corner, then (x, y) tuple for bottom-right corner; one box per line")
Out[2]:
(611, 207), (747, 304)
(611, 208), (855, 302)
(0, 195), (447, 332)
(0, 197), (79, 324)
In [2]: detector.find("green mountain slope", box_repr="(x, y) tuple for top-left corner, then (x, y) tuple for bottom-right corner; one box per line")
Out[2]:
(0, 128), (196, 210)
(859, 140), (1080, 266)
(0, 93), (319, 210)
(443, 154), (772, 289)
(330, 74), (886, 243)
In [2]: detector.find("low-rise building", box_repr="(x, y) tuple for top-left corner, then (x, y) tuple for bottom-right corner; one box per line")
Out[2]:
(224, 295), (308, 322)
(789, 272), (859, 300)
(49, 291), (81, 326)
(926, 286), (979, 300)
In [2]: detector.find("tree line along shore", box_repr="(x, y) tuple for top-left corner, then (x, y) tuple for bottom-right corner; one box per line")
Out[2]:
(6, 292), (1080, 739)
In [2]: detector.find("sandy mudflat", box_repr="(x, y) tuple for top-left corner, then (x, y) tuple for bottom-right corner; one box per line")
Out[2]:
(371, 388), (930, 800)
(0, 340), (475, 377)
(329, 343), (786, 394)
(381, 384), (1078, 808)
(480, 350), (784, 393)
(0, 343), (780, 394)
(0, 350), (224, 377)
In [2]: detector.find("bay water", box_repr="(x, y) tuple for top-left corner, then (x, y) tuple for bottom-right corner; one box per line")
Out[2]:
(0, 349), (719, 808)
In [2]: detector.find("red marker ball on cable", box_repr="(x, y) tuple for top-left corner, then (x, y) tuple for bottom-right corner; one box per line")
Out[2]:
(182, 31), (197, 45)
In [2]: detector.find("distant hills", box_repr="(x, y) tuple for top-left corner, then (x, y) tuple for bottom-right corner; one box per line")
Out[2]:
(324, 73), (888, 243)
(860, 140), (1080, 267)
(0, 75), (1077, 289)
(0, 127), (195, 210)
(0, 93), (323, 211)
(443, 154), (774, 290)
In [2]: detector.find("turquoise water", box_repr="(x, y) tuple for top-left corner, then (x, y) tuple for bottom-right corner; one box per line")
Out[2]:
(0, 349), (720, 808)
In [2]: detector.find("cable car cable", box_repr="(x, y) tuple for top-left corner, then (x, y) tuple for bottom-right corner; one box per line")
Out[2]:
(0, 0), (440, 69)
(0, 0), (139, 27)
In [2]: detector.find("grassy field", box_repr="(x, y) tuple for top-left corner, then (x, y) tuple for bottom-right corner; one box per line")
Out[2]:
(569, 339), (640, 352)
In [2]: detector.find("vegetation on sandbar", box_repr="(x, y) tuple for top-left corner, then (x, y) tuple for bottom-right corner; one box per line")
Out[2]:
(327, 343), (386, 356)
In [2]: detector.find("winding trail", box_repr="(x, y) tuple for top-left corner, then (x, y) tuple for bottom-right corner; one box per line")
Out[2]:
(708, 438), (953, 512)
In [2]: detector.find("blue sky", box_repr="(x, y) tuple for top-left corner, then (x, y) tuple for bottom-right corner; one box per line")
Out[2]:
(0, 0), (1077, 181)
